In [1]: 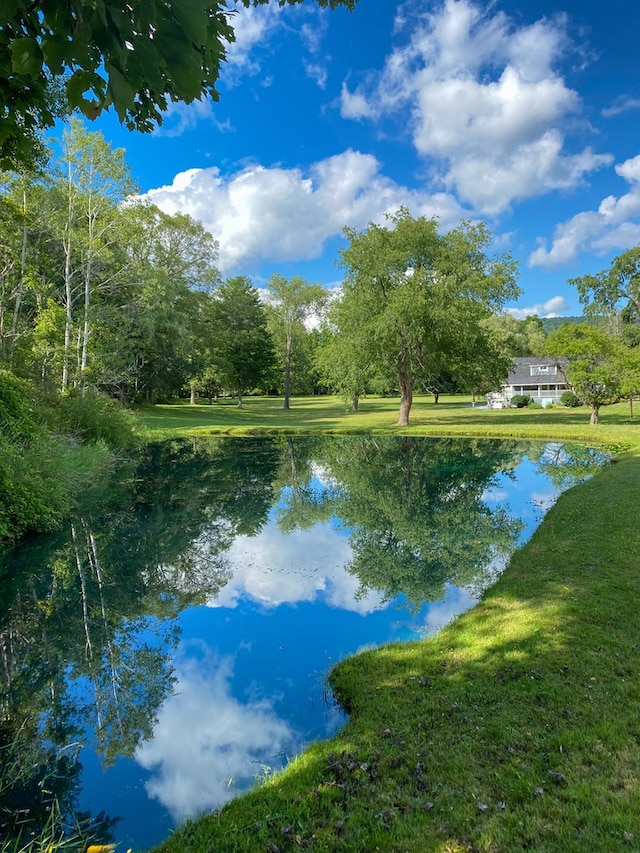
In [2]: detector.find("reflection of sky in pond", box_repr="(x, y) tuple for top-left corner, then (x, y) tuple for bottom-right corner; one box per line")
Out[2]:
(74, 444), (597, 851)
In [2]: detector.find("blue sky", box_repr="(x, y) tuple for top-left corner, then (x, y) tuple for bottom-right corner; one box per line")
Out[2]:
(88, 0), (640, 317)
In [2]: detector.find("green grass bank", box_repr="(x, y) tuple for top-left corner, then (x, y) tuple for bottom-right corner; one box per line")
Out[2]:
(143, 396), (640, 853)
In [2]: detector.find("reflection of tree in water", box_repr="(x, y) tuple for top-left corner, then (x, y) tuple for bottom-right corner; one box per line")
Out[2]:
(278, 436), (527, 610)
(525, 441), (608, 491)
(0, 435), (282, 846)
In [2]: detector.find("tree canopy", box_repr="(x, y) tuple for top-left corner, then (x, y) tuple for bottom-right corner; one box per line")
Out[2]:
(570, 247), (640, 319)
(0, 0), (357, 170)
(266, 273), (327, 409)
(335, 209), (520, 425)
(545, 323), (637, 424)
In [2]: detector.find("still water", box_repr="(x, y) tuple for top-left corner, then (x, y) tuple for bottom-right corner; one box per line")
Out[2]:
(0, 436), (605, 850)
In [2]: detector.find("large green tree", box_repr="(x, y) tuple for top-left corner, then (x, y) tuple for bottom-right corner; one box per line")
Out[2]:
(0, 0), (357, 170)
(337, 210), (520, 426)
(50, 118), (136, 393)
(317, 289), (374, 412)
(266, 273), (327, 409)
(209, 276), (275, 405)
(570, 247), (640, 319)
(545, 323), (639, 424)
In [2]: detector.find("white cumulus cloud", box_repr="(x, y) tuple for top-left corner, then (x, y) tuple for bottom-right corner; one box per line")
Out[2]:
(506, 295), (571, 318)
(529, 155), (640, 267)
(340, 0), (611, 214)
(139, 150), (465, 274)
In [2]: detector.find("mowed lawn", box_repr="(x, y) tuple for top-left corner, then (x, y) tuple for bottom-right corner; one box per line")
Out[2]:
(141, 395), (640, 853)
(137, 393), (640, 448)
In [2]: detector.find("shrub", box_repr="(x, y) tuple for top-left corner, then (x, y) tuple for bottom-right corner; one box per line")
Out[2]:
(510, 394), (532, 408)
(0, 369), (39, 442)
(560, 390), (581, 407)
(52, 392), (141, 450)
(0, 436), (70, 542)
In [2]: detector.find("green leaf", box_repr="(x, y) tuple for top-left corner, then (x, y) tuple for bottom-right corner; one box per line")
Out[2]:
(10, 37), (43, 76)
(107, 65), (135, 121)
(41, 35), (71, 73)
(154, 30), (203, 101)
(0, 0), (19, 26)
(168, 0), (209, 46)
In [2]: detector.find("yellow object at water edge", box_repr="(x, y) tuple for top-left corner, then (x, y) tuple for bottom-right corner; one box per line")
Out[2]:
(86, 846), (132, 853)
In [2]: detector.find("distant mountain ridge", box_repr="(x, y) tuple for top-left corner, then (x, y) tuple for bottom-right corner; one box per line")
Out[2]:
(539, 315), (598, 333)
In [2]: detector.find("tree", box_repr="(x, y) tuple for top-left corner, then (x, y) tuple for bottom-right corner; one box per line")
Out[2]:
(52, 119), (137, 393)
(338, 210), (520, 426)
(317, 290), (374, 412)
(483, 313), (547, 358)
(209, 276), (275, 406)
(0, 0), (358, 170)
(103, 201), (220, 401)
(266, 274), (327, 409)
(544, 323), (634, 424)
(571, 247), (640, 319)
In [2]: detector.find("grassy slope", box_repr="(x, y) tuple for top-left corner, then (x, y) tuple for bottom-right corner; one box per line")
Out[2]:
(147, 397), (640, 853)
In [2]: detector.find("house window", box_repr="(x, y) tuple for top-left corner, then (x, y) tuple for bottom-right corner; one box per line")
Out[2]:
(530, 364), (557, 376)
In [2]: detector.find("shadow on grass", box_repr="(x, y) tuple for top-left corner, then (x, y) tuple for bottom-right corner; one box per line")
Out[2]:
(154, 453), (640, 853)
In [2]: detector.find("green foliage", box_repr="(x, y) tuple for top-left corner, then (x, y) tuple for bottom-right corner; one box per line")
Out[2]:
(51, 392), (141, 449)
(207, 276), (276, 403)
(0, 369), (139, 543)
(510, 393), (531, 408)
(0, 369), (39, 441)
(545, 323), (633, 423)
(538, 315), (593, 333)
(571, 245), (640, 318)
(560, 390), (581, 407)
(483, 313), (547, 357)
(0, 0), (358, 170)
(266, 274), (328, 408)
(0, 439), (63, 541)
(336, 209), (520, 426)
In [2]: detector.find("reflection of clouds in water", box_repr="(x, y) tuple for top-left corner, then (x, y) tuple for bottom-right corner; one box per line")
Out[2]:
(482, 488), (509, 503)
(209, 522), (385, 615)
(417, 586), (478, 637)
(309, 462), (339, 490)
(530, 489), (559, 512)
(136, 648), (296, 822)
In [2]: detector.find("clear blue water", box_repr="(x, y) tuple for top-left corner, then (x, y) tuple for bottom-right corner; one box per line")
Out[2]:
(0, 436), (605, 851)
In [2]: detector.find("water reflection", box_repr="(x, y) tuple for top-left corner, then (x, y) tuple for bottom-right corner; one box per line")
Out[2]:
(0, 436), (606, 850)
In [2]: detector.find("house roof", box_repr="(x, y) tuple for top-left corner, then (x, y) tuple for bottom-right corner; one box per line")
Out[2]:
(506, 356), (568, 385)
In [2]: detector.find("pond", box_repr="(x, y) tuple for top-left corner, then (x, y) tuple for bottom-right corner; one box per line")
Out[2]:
(0, 436), (606, 851)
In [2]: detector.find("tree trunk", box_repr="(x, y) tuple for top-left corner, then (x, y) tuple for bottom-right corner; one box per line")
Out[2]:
(190, 382), (197, 404)
(397, 371), (413, 427)
(80, 258), (91, 396)
(351, 394), (359, 413)
(9, 183), (28, 368)
(590, 405), (599, 425)
(62, 235), (73, 393)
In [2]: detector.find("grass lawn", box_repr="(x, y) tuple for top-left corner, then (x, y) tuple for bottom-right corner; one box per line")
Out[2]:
(137, 393), (639, 448)
(144, 396), (640, 853)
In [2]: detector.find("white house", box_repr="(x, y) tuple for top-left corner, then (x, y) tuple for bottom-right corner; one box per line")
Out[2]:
(486, 357), (570, 408)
